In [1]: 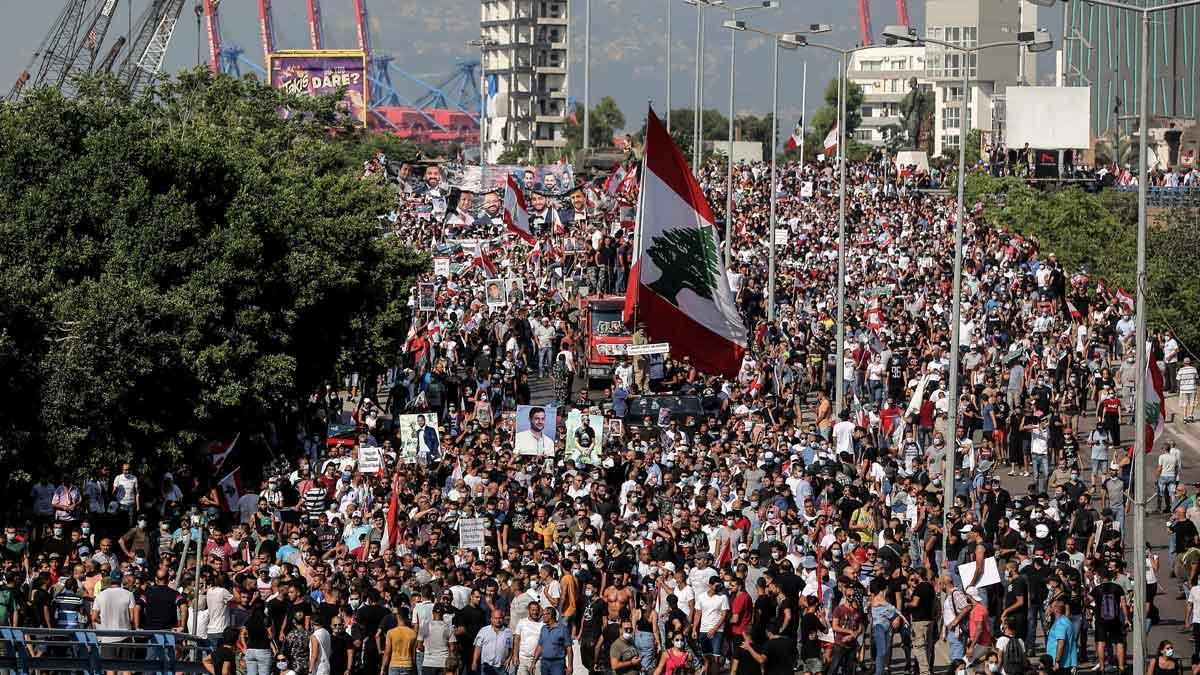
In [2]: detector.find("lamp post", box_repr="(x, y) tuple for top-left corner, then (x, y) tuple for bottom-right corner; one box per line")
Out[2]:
(781, 38), (876, 414)
(693, 0), (778, 268)
(883, 23), (1053, 570)
(689, 0), (704, 172)
(666, 0), (672, 133)
(583, 0), (591, 149)
(721, 22), (831, 322)
(1022, 4), (1200, 674)
(467, 37), (496, 176)
(189, 509), (207, 637)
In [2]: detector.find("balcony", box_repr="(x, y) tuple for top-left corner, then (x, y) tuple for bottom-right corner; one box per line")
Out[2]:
(536, 113), (566, 124)
(533, 137), (567, 148)
(535, 64), (566, 75)
(537, 15), (568, 25)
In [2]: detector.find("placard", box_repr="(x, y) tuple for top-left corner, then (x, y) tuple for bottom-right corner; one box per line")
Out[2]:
(800, 181), (814, 198)
(458, 517), (486, 550)
(418, 283), (436, 311)
(515, 404), (557, 457)
(773, 228), (789, 245)
(625, 342), (671, 356)
(565, 410), (604, 465)
(397, 413), (440, 463)
(357, 446), (383, 473)
(433, 257), (451, 278)
(957, 556), (1002, 589)
(484, 278), (507, 307)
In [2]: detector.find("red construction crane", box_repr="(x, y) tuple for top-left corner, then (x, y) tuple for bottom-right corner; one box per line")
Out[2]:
(256, 0), (275, 64)
(895, 0), (910, 28)
(856, 0), (874, 46)
(202, 0), (221, 73)
(305, 0), (324, 50)
(351, 0), (371, 54)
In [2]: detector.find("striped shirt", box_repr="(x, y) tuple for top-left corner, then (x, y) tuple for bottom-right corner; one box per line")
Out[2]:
(53, 591), (85, 629)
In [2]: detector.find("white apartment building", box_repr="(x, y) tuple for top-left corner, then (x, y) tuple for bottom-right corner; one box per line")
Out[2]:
(846, 45), (933, 148)
(480, 0), (570, 162)
(924, 0), (1038, 156)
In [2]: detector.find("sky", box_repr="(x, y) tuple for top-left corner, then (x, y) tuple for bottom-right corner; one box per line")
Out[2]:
(0, 0), (931, 132)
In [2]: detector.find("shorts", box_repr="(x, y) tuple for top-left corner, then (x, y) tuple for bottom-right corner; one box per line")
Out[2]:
(100, 639), (132, 660)
(803, 657), (825, 673)
(1094, 620), (1125, 643)
(699, 632), (724, 656)
(1182, 391), (1196, 407)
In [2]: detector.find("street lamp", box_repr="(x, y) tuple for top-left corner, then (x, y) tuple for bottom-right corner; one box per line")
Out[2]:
(690, 0), (779, 266)
(584, 0), (591, 149)
(1002, 6), (1200, 675)
(883, 22), (1052, 574)
(188, 509), (207, 637)
(781, 36), (877, 416)
(722, 21), (831, 322)
(467, 37), (497, 179)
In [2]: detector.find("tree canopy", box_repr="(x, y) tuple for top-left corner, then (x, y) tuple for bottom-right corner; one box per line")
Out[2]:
(0, 71), (424, 482)
(564, 96), (627, 153)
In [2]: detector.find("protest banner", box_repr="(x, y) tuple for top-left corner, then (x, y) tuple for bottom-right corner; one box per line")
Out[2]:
(357, 446), (382, 473)
(458, 517), (486, 550)
(268, 50), (368, 127)
(565, 410), (604, 465)
(515, 405), (556, 457)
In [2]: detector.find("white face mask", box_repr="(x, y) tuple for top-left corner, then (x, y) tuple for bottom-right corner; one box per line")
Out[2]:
(1165, 648), (1175, 658)
(673, 639), (685, 649)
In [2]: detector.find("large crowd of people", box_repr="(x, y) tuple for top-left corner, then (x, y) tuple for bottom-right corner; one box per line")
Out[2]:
(1, 141), (1198, 675)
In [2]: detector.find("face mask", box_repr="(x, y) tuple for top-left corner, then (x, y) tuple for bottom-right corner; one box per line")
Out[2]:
(765, 535), (777, 542)
(1071, 473), (1079, 480)
(988, 664), (1000, 673)
(53, 528), (62, 537)
(623, 631), (634, 641)
(138, 520), (147, 528)
(278, 663), (288, 671)
(1165, 649), (1175, 657)
(348, 598), (361, 610)
(81, 527), (90, 535)
(771, 551), (783, 560)
(584, 589), (594, 598)
(673, 639), (685, 649)
(831, 550), (842, 559)
(957, 670), (967, 675)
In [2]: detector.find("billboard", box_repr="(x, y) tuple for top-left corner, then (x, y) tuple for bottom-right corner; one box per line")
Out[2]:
(268, 50), (368, 127)
(1004, 86), (1091, 150)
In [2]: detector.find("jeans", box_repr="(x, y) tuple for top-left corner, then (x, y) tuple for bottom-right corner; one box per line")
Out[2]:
(1112, 502), (1126, 533)
(946, 628), (965, 662)
(634, 631), (655, 673)
(540, 658), (566, 675)
(245, 648), (273, 675)
(873, 623), (893, 675)
(1158, 475), (1179, 509)
(1031, 453), (1049, 493)
(829, 645), (857, 675)
(538, 346), (553, 376)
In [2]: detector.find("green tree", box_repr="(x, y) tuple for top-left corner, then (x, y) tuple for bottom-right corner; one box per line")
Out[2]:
(0, 70), (424, 482)
(805, 77), (865, 160)
(496, 142), (531, 163)
(964, 174), (1200, 351)
(564, 96), (627, 154)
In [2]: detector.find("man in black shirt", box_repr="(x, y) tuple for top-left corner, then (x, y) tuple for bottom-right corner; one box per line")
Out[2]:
(577, 578), (608, 674)
(798, 595), (827, 675)
(1001, 560), (1029, 644)
(140, 570), (184, 630)
(904, 570), (937, 675)
(204, 627), (239, 675)
(453, 587), (487, 657)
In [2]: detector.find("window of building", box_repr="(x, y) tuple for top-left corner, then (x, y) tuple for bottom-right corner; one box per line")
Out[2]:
(859, 60), (882, 72)
(854, 130), (874, 141)
(942, 133), (961, 150)
(942, 105), (960, 129)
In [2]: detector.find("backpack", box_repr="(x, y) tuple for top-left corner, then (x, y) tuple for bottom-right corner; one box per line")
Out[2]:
(1098, 587), (1121, 622)
(1002, 636), (1027, 675)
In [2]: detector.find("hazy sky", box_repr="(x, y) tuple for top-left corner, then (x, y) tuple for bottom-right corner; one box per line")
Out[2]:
(0, 0), (931, 130)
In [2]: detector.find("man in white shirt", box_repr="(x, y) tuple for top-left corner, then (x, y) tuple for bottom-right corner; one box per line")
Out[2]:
(833, 412), (856, 457)
(692, 575), (729, 675)
(1156, 442), (1183, 513)
(112, 463), (140, 525)
(1179, 357), (1198, 423)
(511, 602), (545, 675)
(93, 575), (136, 662)
(687, 554), (716, 602)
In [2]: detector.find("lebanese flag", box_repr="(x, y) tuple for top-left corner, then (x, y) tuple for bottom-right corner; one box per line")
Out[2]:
(207, 433), (240, 474)
(1115, 287), (1135, 313)
(617, 165), (639, 201)
(604, 164), (628, 196)
(380, 475), (401, 552)
(622, 107), (747, 377)
(217, 468), (242, 511)
(865, 298), (883, 330)
(502, 175), (535, 243)
(823, 123), (839, 154)
(1065, 299), (1082, 321)
(1096, 278), (1109, 300)
(473, 249), (498, 276)
(784, 119), (803, 151)
(1145, 341), (1167, 452)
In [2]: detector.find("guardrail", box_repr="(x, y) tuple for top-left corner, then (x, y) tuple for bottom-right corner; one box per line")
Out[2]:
(0, 627), (210, 675)
(1110, 184), (1200, 207)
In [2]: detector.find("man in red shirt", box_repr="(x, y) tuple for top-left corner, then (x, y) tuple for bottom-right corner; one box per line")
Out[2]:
(1098, 388), (1123, 446)
(828, 590), (863, 675)
(726, 573), (753, 643)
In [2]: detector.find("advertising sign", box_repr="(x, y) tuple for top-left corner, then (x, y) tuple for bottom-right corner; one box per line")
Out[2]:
(268, 50), (369, 127)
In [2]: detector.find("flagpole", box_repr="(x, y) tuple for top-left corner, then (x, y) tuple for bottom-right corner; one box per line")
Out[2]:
(1132, 14), (1150, 674)
(767, 38), (779, 322)
(800, 61), (807, 162)
(666, 0), (672, 134)
(834, 52), (847, 414)
(632, 105), (651, 330)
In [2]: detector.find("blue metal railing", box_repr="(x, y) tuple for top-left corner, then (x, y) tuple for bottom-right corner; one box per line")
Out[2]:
(1109, 184), (1200, 207)
(0, 627), (210, 675)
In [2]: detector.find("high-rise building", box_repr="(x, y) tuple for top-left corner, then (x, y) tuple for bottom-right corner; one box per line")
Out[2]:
(1066, 0), (1200, 138)
(480, 0), (570, 162)
(846, 45), (933, 148)
(924, 0), (1037, 156)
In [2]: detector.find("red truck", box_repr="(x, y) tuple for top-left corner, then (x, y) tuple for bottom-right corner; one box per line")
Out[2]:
(577, 295), (633, 388)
